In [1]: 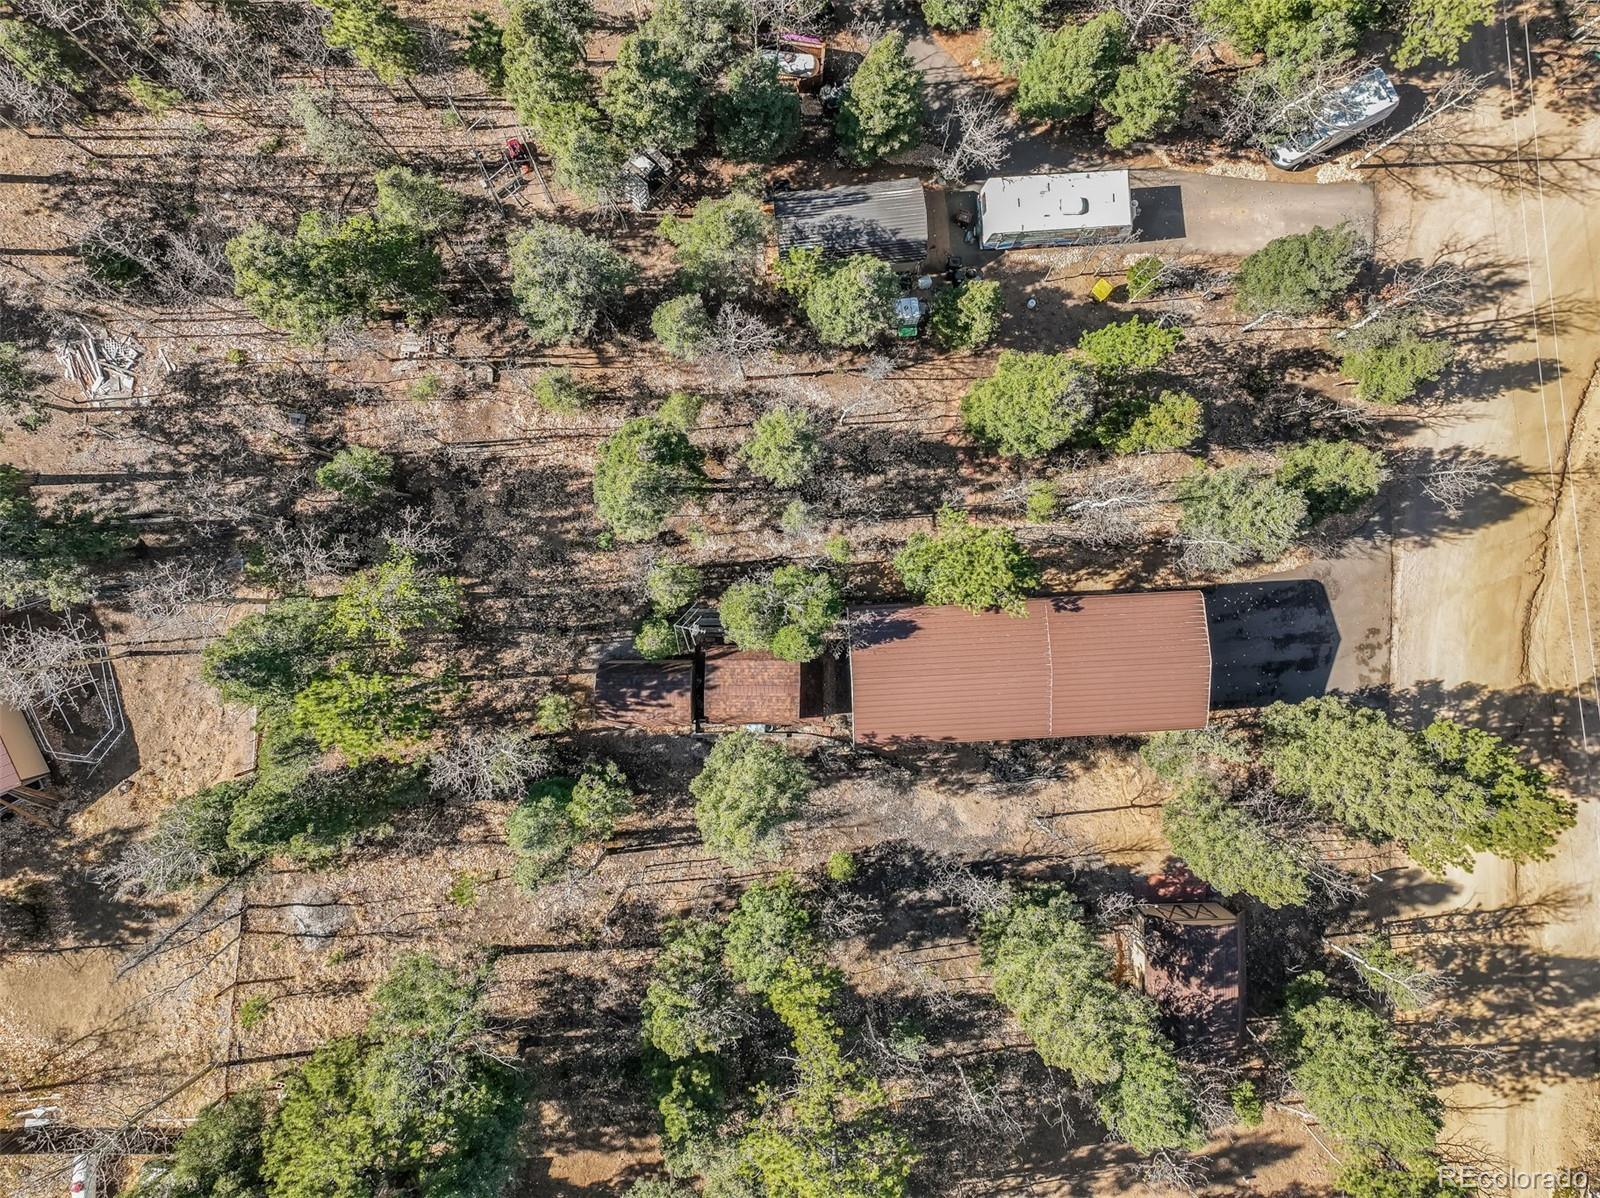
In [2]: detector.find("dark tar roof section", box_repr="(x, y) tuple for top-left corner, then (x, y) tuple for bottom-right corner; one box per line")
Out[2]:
(847, 591), (1212, 745)
(594, 654), (694, 730)
(774, 177), (930, 264)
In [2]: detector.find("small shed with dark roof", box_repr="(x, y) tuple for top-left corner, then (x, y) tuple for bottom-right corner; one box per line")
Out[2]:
(1129, 901), (1245, 1049)
(593, 655), (695, 730)
(774, 177), (931, 270)
(847, 591), (1212, 745)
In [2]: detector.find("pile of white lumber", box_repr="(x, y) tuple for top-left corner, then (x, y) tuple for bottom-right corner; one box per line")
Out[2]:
(54, 321), (142, 400)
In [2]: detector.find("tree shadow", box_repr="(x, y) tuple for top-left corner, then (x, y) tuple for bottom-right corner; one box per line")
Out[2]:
(0, 820), (170, 949)
(1364, 130), (1600, 202)
(1386, 445), (1532, 549)
(1386, 677), (1594, 777)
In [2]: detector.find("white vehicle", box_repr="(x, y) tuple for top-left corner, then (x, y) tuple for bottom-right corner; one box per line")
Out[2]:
(759, 47), (818, 76)
(976, 171), (1136, 251)
(1267, 67), (1400, 170)
(69, 1155), (97, 1198)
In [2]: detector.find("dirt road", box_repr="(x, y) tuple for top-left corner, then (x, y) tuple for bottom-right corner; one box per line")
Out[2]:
(1379, 14), (1600, 1174)
(1130, 168), (1376, 255)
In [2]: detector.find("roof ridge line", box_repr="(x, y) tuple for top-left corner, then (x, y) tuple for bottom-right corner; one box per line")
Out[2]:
(1041, 600), (1054, 738)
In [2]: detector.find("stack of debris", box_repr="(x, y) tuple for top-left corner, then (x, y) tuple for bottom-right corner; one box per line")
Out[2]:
(53, 320), (142, 402)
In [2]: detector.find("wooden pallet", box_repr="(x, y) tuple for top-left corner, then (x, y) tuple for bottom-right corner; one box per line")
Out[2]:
(0, 785), (61, 829)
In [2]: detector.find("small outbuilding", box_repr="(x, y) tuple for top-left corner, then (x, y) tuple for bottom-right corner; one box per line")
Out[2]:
(0, 705), (48, 795)
(1127, 900), (1246, 1050)
(774, 177), (931, 271)
(847, 591), (1212, 745)
(977, 170), (1135, 250)
(593, 654), (695, 730)
(702, 647), (829, 727)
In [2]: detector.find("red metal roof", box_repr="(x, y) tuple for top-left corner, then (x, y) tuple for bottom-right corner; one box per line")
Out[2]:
(847, 591), (1211, 745)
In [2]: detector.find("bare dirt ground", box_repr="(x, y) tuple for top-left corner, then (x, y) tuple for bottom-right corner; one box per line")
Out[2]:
(1374, 10), (1600, 1178)
(4, 4), (1596, 1195)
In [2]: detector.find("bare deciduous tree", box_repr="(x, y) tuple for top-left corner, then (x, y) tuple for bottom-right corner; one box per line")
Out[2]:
(154, 223), (234, 306)
(126, 558), (232, 640)
(1353, 71), (1490, 166)
(0, 59), (74, 127)
(1056, 463), (1166, 547)
(845, 12), (891, 47)
(429, 729), (554, 803)
(934, 90), (1013, 184)
(278, 4), (334, 72)
(1416, 449), (1500, 515)
(255, 518), (356, 592)
(749, 0), (832, 35)
(1134, 1149), (1209, 1194)
(704, 304), (783, 383)
(1103, 0), (1198, 40)
(168, 471), (272, 530)
(1222, 55), (1376, 148)
(1341, 255), (1476, 336)
(1327, 934), (1447, 1009)
(1275, 387), (1384, 435)
(97, 810), (216, 897)
(386, 505), (454, 561)
(0, 617), (101, 712)
(861, 353), (897, 382)
(931, 858), (1015, 916)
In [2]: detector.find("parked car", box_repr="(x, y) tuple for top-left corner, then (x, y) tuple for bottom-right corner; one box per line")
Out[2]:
(759, 33), (825, 87)
(1267, 68), (1400, 170)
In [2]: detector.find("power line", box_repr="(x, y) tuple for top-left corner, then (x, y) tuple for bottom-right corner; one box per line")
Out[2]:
(1518, 18), (1600, 743)
(1497, 4), (1592, 751)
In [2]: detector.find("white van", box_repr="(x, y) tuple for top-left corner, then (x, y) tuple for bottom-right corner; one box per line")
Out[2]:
(1268, 68), (1400, 170)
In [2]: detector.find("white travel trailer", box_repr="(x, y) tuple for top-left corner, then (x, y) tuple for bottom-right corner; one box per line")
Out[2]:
(976, 170), (1135, 251)
(1268, 67), (1401, 170)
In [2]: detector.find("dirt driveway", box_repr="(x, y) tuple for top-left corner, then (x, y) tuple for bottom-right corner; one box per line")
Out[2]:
(1130, 168), (1377, 256)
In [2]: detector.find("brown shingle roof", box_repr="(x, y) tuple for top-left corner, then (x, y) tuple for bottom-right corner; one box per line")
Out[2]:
(847, 591), (1211, 745)
(703, 648), (803, 726)
(593, 656), (695, 730)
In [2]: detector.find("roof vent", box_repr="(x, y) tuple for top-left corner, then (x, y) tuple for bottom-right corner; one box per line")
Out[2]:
(1066, 195), (1089, 214)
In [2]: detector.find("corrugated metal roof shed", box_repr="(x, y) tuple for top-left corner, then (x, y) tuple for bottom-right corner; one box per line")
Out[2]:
(703, 647), (805, 726)
(593, 656), (695, 730)
(775, 177), (930, 264)
(847, 592), (1211, 745)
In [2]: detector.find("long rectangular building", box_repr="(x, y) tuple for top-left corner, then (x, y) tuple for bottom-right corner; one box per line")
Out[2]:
(847, 591), (1212, 745)
(774, 177), (930, 270)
